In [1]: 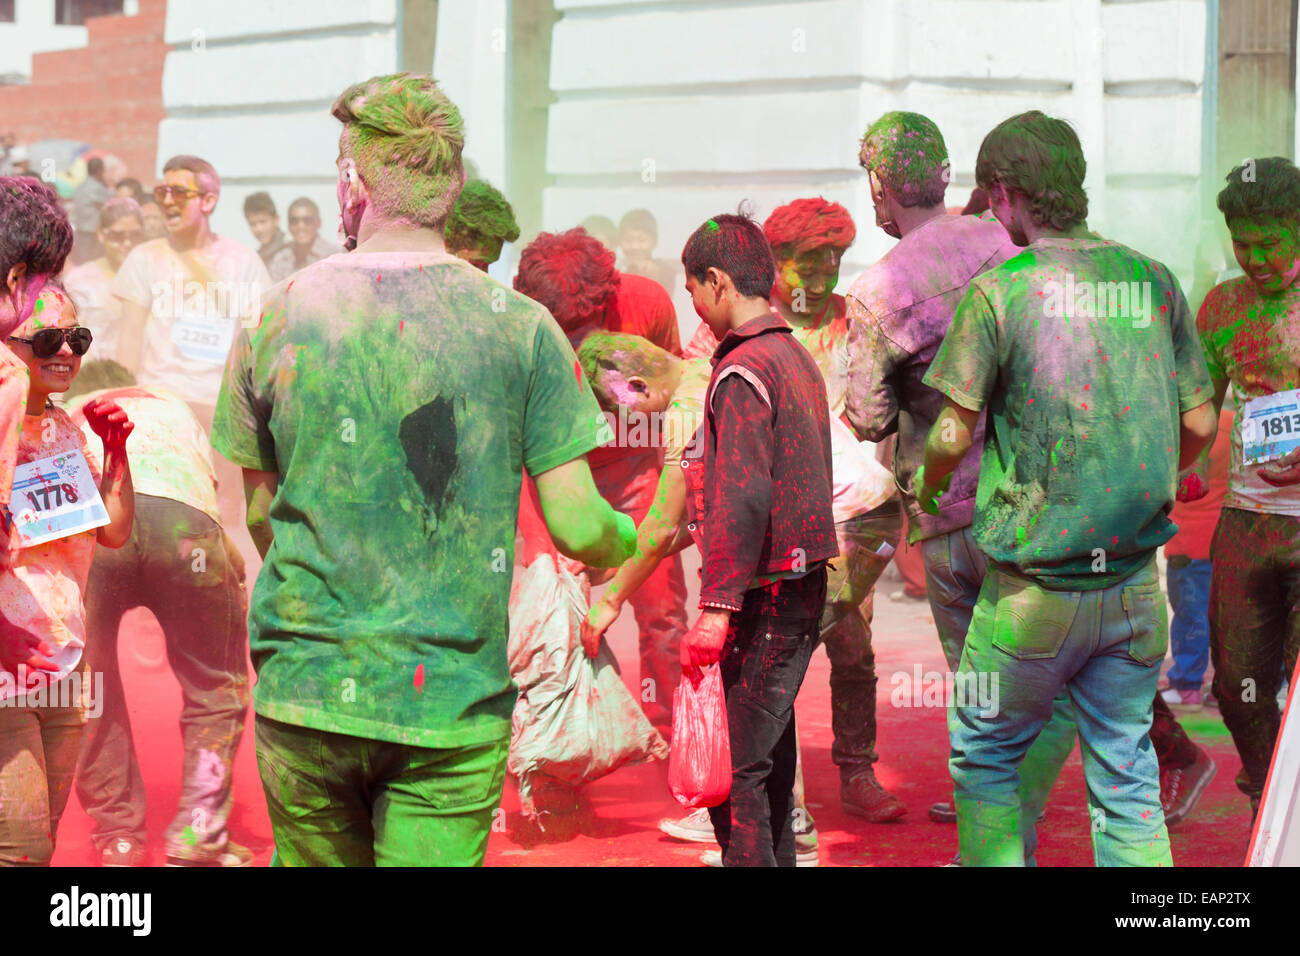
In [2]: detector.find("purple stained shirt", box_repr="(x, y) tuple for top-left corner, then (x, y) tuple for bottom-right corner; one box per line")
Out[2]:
(844, 213), (1018, 543)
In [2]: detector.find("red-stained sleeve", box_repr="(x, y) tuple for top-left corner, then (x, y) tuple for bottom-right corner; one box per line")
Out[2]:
(699, 371), (773, 610)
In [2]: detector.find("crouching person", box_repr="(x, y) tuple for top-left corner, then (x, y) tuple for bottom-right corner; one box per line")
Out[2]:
(67, 359), (250, 867)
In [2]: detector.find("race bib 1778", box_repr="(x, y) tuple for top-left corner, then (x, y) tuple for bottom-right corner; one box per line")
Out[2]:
(6, 449), (109, 546)
(1241, 388), (1300, 465)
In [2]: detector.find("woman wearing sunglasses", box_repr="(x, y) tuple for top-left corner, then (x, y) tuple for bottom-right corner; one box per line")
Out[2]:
(0, 280), (134, 866)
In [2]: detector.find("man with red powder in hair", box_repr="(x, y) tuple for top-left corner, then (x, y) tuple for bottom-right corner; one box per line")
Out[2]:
(513, 228), (687, 755)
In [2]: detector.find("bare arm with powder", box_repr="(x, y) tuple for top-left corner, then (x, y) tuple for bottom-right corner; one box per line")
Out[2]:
(580, 461), (688, 657)
(532, 456), (636, 569)
(242, 468), (278, 559)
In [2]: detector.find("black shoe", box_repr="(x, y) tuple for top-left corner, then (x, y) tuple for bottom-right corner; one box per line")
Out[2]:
(1160, 745), (1217, 828)
(929, 800), (1045, 823)
(929, 800), (957, 823)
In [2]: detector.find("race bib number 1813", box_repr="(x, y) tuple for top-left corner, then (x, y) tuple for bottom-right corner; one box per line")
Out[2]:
(1242, 388), (1300, 465)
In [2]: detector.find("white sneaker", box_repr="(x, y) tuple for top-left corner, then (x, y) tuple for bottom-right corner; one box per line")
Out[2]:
(659, 807), (715, 843)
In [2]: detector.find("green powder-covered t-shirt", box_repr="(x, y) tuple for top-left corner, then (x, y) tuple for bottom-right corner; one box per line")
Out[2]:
(924, 237), (1213, 589)
(211, 251), (604, 748)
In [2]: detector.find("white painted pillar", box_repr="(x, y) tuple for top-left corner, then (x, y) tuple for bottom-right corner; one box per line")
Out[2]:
(433, 0), (509, 189)
(1071, 0), (1106, 228)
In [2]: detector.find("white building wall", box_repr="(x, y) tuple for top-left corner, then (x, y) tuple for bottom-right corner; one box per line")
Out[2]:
(0, 0), (89, 80)
(149, 0), (1212, 306)
(158, 0), (402, 248)
(432, 0), (513, 282)
(542, 0), (1207, 339)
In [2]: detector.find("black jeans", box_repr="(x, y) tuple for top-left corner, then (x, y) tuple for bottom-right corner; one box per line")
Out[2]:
(708, 568), (826, 867)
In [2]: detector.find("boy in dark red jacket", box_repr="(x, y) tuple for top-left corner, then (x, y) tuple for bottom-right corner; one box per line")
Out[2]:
(678, 212), (837, 866)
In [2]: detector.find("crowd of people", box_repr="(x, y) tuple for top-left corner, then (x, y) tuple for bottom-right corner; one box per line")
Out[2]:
(0, 70), (1294, 868)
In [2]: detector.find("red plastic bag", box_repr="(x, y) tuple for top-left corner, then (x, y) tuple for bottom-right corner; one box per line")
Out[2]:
(668, 664), (731, 808)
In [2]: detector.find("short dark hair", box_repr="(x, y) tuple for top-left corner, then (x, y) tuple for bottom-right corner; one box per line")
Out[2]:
(859, 111), (950, 208)
(975, 110), (1088, 230)
(86, 156), (104, 178)
(445, 180), (520, 249)
(581, 215), (617, 239)
(619, 208), (657, 243)
(64, 359), (136, 401)
(1217, 157), (1300, 226)
(0, 176), (74, 279)
(681, 210), (774, 299)
(514, 228), (621, 329)
(115, 177), (146, 203)
(99, 196), (143, 230)
(243, 191), (276, 218)
(288, 197), (321, 220)
(163, 154), (220, 196)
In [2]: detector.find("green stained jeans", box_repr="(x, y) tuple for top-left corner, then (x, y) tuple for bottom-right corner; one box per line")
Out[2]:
(922, 524), (1077, 862)
(951, 558), (1172, 867)
(255, 715), (507, 867)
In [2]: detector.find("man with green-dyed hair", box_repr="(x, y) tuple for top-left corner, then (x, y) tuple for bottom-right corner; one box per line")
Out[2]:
(857, 111), (951, 237)
(212, 72), (635, 867)
(330, 72), (467, 245)
(444, 179), (520, 271)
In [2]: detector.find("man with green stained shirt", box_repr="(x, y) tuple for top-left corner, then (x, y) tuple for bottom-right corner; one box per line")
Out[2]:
(1192, 157), (1300, 819)
(211, 73), (635, 867)
(916, 111), (1217, 866)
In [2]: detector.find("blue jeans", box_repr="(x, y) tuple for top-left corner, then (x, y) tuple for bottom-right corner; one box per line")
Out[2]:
(920, 525), (1077, 862)
(950, 555), (1172, 867)
(1165, 557), (1211, 690)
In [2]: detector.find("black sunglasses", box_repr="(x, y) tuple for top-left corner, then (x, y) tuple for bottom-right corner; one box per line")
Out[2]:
(8, 327), (93, 358)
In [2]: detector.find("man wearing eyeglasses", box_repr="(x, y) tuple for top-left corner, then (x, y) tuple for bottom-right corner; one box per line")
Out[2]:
(111, 155), (271, 434)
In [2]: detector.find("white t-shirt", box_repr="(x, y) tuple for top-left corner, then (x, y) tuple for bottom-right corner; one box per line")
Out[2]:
(63, 257), (122, 363)
(112, 236), (270, 407)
